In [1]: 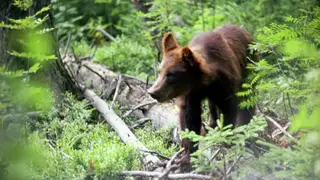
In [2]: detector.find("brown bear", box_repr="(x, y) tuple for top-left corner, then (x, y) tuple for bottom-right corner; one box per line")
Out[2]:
(147, 24), (258, 168)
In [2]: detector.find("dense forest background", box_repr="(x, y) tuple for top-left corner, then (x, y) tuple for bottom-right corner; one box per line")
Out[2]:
(1, 0), (320, 179)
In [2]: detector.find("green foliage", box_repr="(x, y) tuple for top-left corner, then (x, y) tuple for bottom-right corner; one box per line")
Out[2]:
(73, 36), (155, 79)
(52, 0), (133, 42)
(1, 93), (142, 180)
(180, 116), (267, 173)
(0, 5), (51, 30)
(0, 0), (55, 113)
(236, 7), (320, 116)
(235, 136), (320, 179)
(232, 7), (320, 179)
(135, 123), (178, 157)
(3, 1), (319, 179)
(13, 0), (33, 11)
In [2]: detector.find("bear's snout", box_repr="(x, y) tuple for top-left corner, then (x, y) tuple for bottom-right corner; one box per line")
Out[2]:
(147, 89), (160, 100)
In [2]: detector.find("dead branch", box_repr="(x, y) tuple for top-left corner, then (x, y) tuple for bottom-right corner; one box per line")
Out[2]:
(111, 75), (122, 108)
(82, 64), (106, 81)
(159, 148), (185, 179)
(166, 148), (185, 169)
(79, 84), (161, 170)
(141, 149), (170, 161)
(222, 155), (242, 180)
(130, 117), (152, 129)
(272, 122), (290, 138)
(90, 46), (98, 58)
(96, 27), (116, 42)
(223, 154), (227, 179)
(265, 115), (295, 140)
(120, 171), (212, 179)
(63, 32), (71, 58)
(209, 148), (221, 162)
(122, 100), (158, 118)
(258, 106), (295, 140)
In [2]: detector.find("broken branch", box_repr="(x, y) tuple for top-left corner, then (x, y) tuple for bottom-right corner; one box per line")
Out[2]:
(265, 115), (295, 140)
(159, 148), (185, 179)
(122, 100), (158, 118)
(130, 117), (152, 129)
(111, 75), (122, 108)
(96, 27), (116, 42)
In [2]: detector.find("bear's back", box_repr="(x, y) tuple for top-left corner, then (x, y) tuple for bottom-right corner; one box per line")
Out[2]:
(188, 24), (253, 81)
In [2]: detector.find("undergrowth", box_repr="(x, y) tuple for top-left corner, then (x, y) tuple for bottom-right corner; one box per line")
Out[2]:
(1, 93), (177, 179)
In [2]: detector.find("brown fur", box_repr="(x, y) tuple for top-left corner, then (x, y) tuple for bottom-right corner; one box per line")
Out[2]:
(148, 24), (258, 169)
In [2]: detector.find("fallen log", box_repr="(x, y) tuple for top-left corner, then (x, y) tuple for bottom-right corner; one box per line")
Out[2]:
(79, 84), (161, 170)
(62, 53), (179, 130)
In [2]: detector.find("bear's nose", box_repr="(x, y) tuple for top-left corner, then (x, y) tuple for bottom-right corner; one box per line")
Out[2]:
(147, 90), (159, 100)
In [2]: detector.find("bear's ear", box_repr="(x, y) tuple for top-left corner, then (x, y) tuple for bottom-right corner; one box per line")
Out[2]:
(162, 32), (179, 53)
(181, 47), (197, 67)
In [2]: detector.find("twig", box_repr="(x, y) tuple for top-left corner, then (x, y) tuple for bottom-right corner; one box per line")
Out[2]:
(63, 32), (71, 58)
(46, 140), (73, 159)
(146, 74), (150, 89)
(90, 45), (98, 58)
(130, 117), (152, 129)
(71, 47), (79, 62)
(272, 122), (290, 138)
(123, 80), (132, 90)
(64, 63), (81, 89)
(154, 41), (161, 79)
(79, 55), (92, 61)
(120, 171), (212, 179)
(209, 148), (221, 162)
(47, 141), (56, 153)
(258, 106), (295, 140)
(122, 100), (157, 118)
(246, 56), (258, 65)
(96, 27), (116, 42)
(122, 74), (145, 82)
(159, 148), (185, 179)
(222, 155), (242, 180)
(223, 154), (227, 180)
(154, 58), (158, 79)
(71, 47), (83, 77)
(111, 75), (122, 108)
(82, 64), (106, 81)
(286, 93), (294, 116)
(140, 149), (170, 160)
(265, 115), (295, 140)
(283, 93), (289, 119)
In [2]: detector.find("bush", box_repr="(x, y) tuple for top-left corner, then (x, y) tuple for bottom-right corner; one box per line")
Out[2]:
(1, 93), (142, 180)
(73, 36), (155, 79)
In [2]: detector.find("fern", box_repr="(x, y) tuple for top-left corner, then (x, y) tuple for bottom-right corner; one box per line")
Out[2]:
(0, 6), (51, 30)
(13, 0), (33, 10)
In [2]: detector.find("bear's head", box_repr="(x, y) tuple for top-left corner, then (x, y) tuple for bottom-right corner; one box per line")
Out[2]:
(147, 32), (202, 102)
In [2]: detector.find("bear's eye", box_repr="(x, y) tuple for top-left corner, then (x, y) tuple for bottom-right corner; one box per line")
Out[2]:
(166, 72), (176, 78)
(166, 72), (180, 82)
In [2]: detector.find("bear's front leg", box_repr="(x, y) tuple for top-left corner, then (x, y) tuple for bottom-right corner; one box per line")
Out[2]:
(177, 93), (203, 171)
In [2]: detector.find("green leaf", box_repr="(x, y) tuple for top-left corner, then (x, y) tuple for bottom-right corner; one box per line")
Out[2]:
(28, 63), (41, 73)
